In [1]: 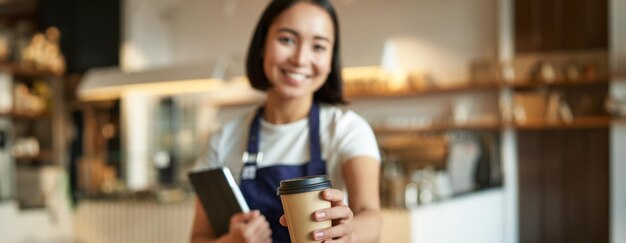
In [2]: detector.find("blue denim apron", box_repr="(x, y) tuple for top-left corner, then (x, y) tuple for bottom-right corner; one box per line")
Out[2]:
(239, 103), (327, 243)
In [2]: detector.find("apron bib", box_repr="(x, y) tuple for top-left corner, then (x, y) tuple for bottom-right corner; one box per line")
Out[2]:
(239, 103), (327, 243)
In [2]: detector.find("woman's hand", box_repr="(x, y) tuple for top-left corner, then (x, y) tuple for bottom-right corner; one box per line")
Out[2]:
(279, 189), (356, 243)
(223, 210), (272, 243)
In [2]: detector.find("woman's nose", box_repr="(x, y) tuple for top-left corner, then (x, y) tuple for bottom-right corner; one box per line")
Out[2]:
(289, 45), (310, 66)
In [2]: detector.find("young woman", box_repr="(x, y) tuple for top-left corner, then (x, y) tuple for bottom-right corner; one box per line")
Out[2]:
(191, 0), (381, 242)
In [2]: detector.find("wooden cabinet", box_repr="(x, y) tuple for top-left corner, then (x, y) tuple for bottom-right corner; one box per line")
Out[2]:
(517, 128), (609, 243)
(513, 1), (612, 237)
(515, 0), (608, 53)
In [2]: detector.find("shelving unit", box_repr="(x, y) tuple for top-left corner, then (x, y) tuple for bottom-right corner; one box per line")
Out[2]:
(373, 120), (502, 133)
(509, 78), (610, 89)
(346, 78), (611, 99)
(346, 78), (614, 133)
(0, 62), (62, 79)
(0, 111), (50, 120)
(0, 66), (60, 166)
(346, 81), (501, 100)
(513, 116), (613, 130)
(0, 58), (65, 207)
(372, 116), (618, 133)
(14, 149), (52, 164)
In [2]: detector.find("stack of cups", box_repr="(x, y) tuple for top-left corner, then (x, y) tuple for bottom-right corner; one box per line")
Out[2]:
(277, 175), (332, 243)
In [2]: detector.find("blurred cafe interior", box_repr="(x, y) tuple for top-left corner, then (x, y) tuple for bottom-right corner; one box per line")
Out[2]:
(0, 0), (625, 242)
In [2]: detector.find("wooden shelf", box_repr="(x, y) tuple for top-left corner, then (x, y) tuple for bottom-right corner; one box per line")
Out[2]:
(14, 150), (52, 163)
(345, 78), (612, 100)
(346, 82), (501, 100)
(15, 162), (58, 168)
(513, 116), (613, 130)
(509, 79), (610, 89)
(372, 117), (622, 133)
(0, 62), (61, 79)
(373, 120), (502, 133)
(69, 100), (120, 110)
(0, 111), (50, 120)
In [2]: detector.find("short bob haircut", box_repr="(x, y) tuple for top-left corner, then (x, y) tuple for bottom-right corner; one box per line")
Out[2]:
(245, 0), (347, 104)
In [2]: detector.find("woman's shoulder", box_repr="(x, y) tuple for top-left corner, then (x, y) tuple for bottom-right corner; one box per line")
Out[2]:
(319, 104), (370, 128)
(214, 109), (255, 139)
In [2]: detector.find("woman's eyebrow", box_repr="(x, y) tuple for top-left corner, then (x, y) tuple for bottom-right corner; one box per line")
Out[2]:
(313, 35), (331, 43)
(277, 27), (331, 43)
(277, 28), (300, 36)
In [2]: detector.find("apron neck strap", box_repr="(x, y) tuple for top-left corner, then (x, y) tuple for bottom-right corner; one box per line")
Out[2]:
(245, 103), (321, 163)
(308, 103), (321, 162)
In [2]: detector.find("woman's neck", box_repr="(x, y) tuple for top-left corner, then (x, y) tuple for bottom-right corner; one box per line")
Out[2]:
(263, 95), (313, 124)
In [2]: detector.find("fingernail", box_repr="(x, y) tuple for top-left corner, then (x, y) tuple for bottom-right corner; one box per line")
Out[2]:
(316, 211), (326, 219)
(325, 190), (332, 198)
(313, 231), (324, 240)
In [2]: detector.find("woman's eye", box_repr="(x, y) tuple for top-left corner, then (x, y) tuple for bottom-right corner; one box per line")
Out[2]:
(313, 44), (327, 52)
(279, 37), (295, 45)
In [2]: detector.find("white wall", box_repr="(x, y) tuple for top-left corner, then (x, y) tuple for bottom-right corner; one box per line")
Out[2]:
(611, 0), (626, 241)
(122, 0), (176, 71)
(167, 0), (266, 66)
(122, 91), (158, 190)
(497, 1), (517, 242)
(162, 0), (498, 82)
(337, 0), (498, 81)
(611, 123), (626, 243)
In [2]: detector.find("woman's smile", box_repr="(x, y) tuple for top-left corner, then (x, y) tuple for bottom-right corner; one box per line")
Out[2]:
(281, 70), (312, 86)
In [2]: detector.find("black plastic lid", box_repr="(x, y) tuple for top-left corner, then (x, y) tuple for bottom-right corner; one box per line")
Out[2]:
(276, 175), (332, 195)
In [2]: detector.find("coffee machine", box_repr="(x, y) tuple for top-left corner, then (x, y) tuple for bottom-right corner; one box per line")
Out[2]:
(379, 131), (502, 209)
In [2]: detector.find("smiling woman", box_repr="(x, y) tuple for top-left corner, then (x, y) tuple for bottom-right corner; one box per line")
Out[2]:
(190, 0), (382, 243)
(260, 2), (334, 102)
(246, 0), (345, 107)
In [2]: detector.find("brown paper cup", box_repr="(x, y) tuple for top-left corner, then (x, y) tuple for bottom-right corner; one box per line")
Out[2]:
(277, 175), (332, 243)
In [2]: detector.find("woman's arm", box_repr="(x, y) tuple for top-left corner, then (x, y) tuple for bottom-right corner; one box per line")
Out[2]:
(190, 199), (272, 243)
(341, 156), (382, 242)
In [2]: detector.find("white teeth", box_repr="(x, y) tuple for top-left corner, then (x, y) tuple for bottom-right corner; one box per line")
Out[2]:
(286, 72), (307, 81)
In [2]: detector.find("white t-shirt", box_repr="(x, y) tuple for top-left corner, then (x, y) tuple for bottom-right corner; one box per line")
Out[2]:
(194, 104), (381, 192)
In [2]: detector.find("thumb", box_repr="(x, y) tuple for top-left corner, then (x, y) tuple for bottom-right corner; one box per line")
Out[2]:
(230, 212), (247, 225)
(279, 215), (288, 227)
(242, 210), (260, 221)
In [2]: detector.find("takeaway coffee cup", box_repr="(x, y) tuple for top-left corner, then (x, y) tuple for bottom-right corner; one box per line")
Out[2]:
(277, 175), (332, 243)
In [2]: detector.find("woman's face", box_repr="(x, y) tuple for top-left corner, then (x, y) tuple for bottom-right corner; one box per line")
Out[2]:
(262, 2), (335, 101)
